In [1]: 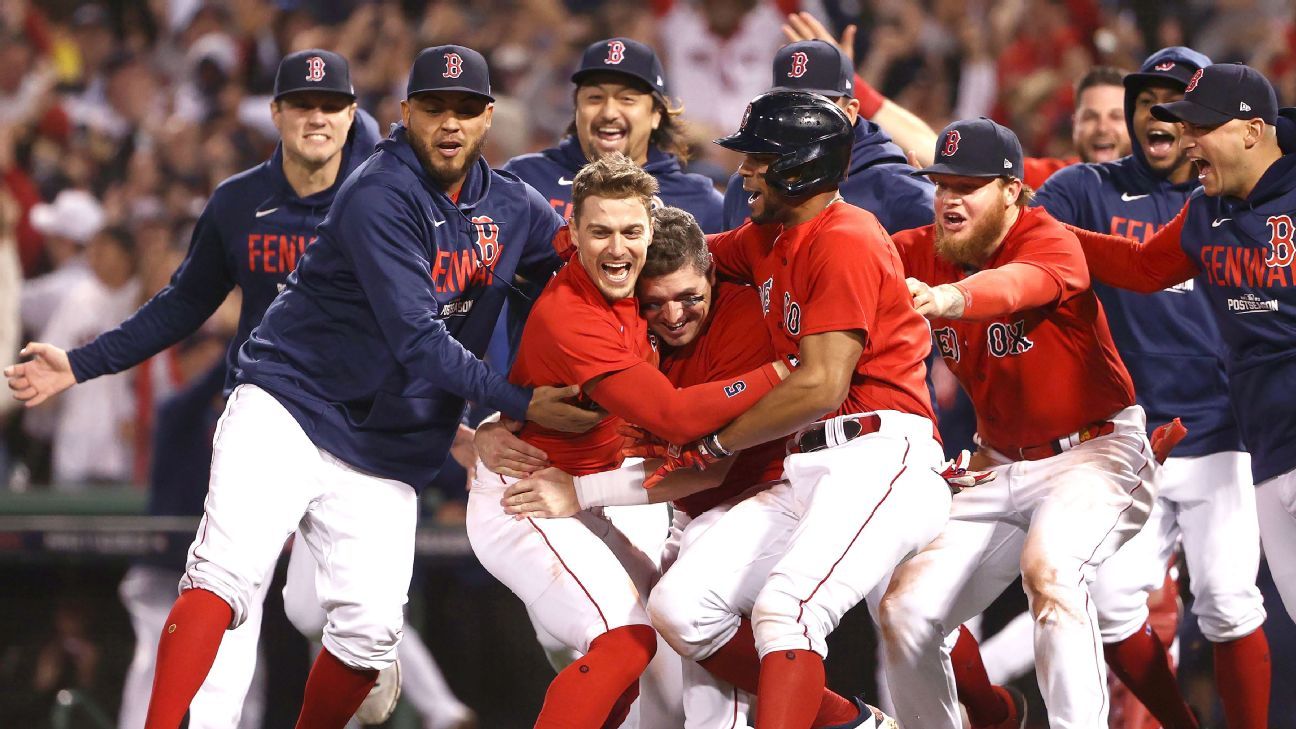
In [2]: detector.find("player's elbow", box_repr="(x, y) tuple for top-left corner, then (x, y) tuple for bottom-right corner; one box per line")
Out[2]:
(790, 368), (851, 417)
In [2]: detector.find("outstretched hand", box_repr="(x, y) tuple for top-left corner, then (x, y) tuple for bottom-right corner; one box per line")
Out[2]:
(5, 342), (76, 407)
(782, 12), (857, 65)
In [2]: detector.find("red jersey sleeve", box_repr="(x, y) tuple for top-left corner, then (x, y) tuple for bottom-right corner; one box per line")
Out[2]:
(796, 214), (893, 338)
(1068, 202), (1199, 293)
(707, 223), (774, 283)
(588, 360), (782, 444)
(954, 216), (1087, 318)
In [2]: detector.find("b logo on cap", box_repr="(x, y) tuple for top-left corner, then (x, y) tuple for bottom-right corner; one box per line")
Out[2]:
(942, 130), (961, 157)
(788, 51), (809, 78)
(1186, 68), (1203, 93)
(443, 53), (464, 79)
(605, 40), (626, 65)
(305, 56), (326, 83)
(1154, 61), (1175, 72)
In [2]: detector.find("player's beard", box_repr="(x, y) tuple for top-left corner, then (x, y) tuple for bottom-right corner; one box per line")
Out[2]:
(935, 203), (1010, 269)
(412, 133), (488, 190)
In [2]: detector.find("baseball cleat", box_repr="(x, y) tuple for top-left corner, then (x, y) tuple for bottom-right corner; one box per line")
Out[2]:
(822, 696), (899, 729)
(354, 659), (402, 725)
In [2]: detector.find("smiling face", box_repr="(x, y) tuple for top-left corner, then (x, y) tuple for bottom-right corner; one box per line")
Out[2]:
(738, 152), (795, 224)
(1132, 84), (1191, 179)
(401, 91), (493, 192)
(574, 76), (662, 165)
(573, 194), (652, 301)
(1180, 118), (1259, 198)
(638, 266), (712, 347)
(272, 91), (357, 168)
(1073, 83), (1129, 163)
(931, 174), (1019, 267)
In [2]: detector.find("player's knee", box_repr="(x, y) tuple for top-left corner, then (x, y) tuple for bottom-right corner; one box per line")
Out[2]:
(321, 605), (403, 670)
(590, 624), (658, 675)
(1194, 592), (1267, 643)
(1022, 559), (1084, 625)
(878, 589), (941, 659)
(647, 573), (724, 659)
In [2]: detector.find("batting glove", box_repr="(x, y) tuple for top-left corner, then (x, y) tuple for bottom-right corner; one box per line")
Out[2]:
(1150, 417), (1187, 464)
(936, 450), (996, 494)
(643, 434), (728, 489)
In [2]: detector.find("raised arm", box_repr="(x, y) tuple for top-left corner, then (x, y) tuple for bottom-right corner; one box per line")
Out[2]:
(1067, 203), (1199, 293)
(587, 359), (785, 444)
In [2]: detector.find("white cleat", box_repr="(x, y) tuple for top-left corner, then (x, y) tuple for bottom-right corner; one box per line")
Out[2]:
(354, 660), (402, 725)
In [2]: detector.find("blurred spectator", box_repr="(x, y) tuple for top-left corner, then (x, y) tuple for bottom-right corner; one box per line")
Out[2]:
(20, 188), (104, 334)
(37, 225), (139, 487)
(657, 0), (789, 143)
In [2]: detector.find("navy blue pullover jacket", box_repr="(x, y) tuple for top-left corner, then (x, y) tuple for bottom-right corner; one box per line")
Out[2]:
(238, 125), (565, 491)
(1034, 46), (1243, 457)
(721, 118), (934, 233)
(68, 110), (383, 392)
(503, 136), (725, 233)
(1161, 154), (1296, 482)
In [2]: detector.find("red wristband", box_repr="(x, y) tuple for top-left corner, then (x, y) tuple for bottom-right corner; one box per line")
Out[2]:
(854, 73), (885, 118)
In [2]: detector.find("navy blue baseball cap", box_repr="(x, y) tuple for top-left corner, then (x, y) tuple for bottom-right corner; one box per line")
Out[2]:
(407, 45), (495, 101)
(572, 38), (668, 97)
(1152, 63), (1277, 126)
(771, 40), (853, 98)
(274, 49), (356, 100)
(912, 117), (1024, 179)
(1123, 46), (1210, 93)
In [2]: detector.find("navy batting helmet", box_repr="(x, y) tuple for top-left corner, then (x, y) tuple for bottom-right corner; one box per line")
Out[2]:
(715, 90), (853, 198)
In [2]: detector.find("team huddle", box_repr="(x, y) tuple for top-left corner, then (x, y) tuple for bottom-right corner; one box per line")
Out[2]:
(5, 13), (1296, 729)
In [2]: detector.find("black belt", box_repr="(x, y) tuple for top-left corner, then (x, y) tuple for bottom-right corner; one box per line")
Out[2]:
(790, 414), (883, 455)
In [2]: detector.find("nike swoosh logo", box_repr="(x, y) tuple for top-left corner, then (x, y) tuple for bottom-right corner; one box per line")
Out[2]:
(433, 220), (447, 227)
(558, 177), (574, 186)
(1212, 218), (1231, 227)
(1120, 193), (1149, 202)
(254, 207), (279, 218)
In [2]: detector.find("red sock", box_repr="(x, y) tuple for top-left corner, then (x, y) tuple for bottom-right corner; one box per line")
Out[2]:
(1214, 628), (1270, 729)
(951, 625), (1011, 726)
(534, 624), (656, 729)
(1103, 622), (1197, 729)
(143, 589), (232, 729)
(697, 619), (856, 727)
(599, 684), (640, 729)
(293, 648), (378, 729)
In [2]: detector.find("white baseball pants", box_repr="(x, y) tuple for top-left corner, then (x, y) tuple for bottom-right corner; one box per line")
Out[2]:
(881, 405), (1157, 729)
(1256, 467), (1296, 623)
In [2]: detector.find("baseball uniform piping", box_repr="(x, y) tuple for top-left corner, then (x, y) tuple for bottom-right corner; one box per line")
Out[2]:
(525, 517), (611, 634)
(793, 437), (911, 650)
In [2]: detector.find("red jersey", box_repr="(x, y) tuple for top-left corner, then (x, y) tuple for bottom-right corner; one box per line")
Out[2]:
(511, 261), (657, 475)
(892, 207), (1135, 453)
(1023, 156), (1079, 190)
(708, 201), (937, 423)
(512, 261), (782, 475)
(661, 283), (786, 516)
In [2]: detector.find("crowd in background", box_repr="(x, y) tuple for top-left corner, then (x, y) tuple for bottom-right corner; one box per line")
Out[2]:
(2, 0), (1296, 492)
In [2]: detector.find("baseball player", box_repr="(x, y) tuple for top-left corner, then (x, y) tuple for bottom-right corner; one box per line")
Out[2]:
(25, 45), (598, 728)
(778, 12), (1126, 191)
(720, 39), (934, 234)
(499, 40), (725, 723)
(4, 50), (381, 729)
(494, 205), (897, 728)
(881, 117), (1158, 729)
(636, 90), (949, 729)
(467, 155), (792, 728)
(504, 37), (724, 233)
(1033, 48), (1271, 729)
(1066, 63), (1296, 627)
